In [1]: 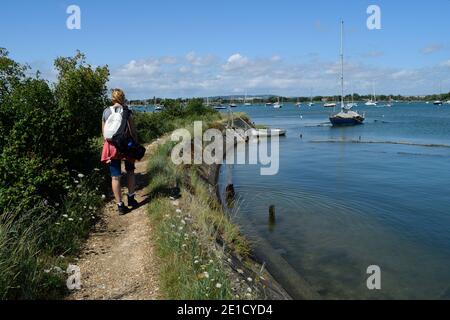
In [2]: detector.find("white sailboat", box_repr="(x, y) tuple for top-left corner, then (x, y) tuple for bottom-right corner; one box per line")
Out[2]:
(229, 96), (237, 108)
(295, 97), (302, 107)
(365, 83), (378, 106)
(324, 97), (337, 108)
(345, 84), (358, 109)
(308, 89), (315, 107)
(386, 96), (394, 107)
(273, 97), (283, 109)
(329, 20), (365, 126)
(244, 92), (252, 106)
(434, 82), (443, 105)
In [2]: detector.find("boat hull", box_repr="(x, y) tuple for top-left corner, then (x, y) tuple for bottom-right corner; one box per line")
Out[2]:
(329, 116), (365, 126)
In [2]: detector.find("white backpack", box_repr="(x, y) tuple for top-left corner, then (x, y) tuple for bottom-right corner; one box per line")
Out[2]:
(103, 106), (124, 140)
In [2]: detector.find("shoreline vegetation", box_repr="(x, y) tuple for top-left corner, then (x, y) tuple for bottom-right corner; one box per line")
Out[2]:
(129, 92), (450, 107)
(0, 48), (289, 300)
(143, 115), (290, 300)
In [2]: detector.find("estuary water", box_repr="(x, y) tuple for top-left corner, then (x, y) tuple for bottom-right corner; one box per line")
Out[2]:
(217, 103), (450, 299)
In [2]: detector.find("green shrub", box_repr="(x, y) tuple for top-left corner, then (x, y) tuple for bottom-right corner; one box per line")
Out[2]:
(0, 48), (109, 299)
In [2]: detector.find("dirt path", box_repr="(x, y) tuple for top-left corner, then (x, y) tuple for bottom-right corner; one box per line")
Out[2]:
(69, 139), (164, 300)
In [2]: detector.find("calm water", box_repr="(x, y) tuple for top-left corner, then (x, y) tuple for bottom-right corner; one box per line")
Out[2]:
(218, 103), (450, 300)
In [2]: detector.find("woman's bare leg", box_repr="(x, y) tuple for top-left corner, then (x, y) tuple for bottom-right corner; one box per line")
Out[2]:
(112, 176), (122, 203)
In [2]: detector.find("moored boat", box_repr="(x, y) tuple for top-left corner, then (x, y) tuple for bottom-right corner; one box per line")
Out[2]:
(329, 20), (365, 127)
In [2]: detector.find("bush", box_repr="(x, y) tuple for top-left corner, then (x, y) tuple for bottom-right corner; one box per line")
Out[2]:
(0, 48), (109, 299)
(133, 99), (220, 145)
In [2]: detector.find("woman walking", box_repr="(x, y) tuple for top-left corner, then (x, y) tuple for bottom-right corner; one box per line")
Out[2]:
(101, 89), (139, 215)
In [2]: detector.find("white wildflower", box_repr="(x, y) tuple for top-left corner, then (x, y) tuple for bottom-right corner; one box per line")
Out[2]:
(216, 283), (222, 289)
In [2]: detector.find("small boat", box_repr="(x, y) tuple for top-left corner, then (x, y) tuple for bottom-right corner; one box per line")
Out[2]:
(308, 90), (315, 107)
(155, 104), (163, 111)
(345, 102), (358, 109)
(446, 100), (450, 105)
(324, 102), (337, 108)
(273, 97), (283, 109)
(229, 96), (237, 108)
(214, 105), (227, 110)
(265, 102), (273, 106)
(434, 82), (444, 106)
(246, 128), (287, 137)
(295, 97), (302, 107)
(329, 20), (365, 127)
(243, 92), (252, 106)
(330, 110), (365, 126)
(365, 83), (378, 106)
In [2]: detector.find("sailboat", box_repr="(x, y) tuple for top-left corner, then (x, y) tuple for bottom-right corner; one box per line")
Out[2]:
(308, 89), (315, 107)
(434, 82), (443, 105)
(365, 83), (378, 106)
(386, 96), (394, 107)
(324, 98), (337, 108)
(154, 97), (163, 111)
(329, 20), (365, 126)
(345, 84), (358, 109)
(296, 97), (302, 107)
(244, 92), (252, 106)
(229, 96), (237, 108)
(273, 97), (283, 109)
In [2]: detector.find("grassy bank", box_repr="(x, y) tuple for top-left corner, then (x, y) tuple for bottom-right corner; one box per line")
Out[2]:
(144, 114), (271, 300)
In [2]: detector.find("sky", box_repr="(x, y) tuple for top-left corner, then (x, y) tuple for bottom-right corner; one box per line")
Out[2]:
(1, 0), (450, 98)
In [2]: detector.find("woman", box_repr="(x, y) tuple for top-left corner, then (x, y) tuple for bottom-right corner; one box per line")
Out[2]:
(101, 88), (139, 215)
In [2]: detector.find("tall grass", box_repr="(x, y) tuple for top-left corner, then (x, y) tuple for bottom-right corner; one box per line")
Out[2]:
(0, 171), (104, 299)
(147, 138), (252, 300)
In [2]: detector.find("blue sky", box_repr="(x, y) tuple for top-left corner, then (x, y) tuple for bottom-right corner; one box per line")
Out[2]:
(1, 0), (450, 98)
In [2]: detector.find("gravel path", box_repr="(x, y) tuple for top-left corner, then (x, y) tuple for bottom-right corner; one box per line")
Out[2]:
(69, 140), (164, 300)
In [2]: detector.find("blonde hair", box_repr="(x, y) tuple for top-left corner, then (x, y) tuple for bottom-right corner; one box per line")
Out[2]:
(111, 88), (126, 105)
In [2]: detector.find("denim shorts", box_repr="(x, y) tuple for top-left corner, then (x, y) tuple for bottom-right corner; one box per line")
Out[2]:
(109, 160), (135, 177)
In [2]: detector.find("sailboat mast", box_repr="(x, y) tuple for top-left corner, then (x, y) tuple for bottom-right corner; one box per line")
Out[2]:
(340, 20), (345, 111)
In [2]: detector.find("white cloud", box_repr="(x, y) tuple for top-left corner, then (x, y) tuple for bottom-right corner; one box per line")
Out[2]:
(186, 52), (216, 66)
(222, 53), (249, 71)
(102, 53), (450, 98)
